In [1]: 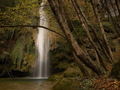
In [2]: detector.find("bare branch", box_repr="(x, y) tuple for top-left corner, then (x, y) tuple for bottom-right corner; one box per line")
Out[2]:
(0, 25), (66, 39)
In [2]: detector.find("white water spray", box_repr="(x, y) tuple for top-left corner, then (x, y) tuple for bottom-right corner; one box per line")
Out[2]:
(33, 1), (49, 79)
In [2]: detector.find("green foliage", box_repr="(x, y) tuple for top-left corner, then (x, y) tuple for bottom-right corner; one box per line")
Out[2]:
(24, 33), (35, 54)
(12, 35), (25, 68)
(0, 51), (9, 63)
(0, 0), (38, 75)
(22, 53), (36, 72)
(0, 0), (15, 11)
(50, 41), (74, 73)
(11, 32), (36, 70)
(0, 0), (39, 25)
(72, 20), (86, 39)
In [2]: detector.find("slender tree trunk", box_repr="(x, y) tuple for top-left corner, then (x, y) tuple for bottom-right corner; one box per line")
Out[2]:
(115, 0), (120, 16)
(73, 0), (113, 65)
(72, 0), (108, 70)
(109, 0), (118, 17)
(48, 0), (105, 75)
(73, 53), (91, 78)
(90, 0), (114, 64)
(99, 0), (120, 36)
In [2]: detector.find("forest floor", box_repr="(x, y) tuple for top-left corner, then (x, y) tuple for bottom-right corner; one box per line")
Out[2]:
(91, 77), (120, 90)
(45, 76), (120, 90)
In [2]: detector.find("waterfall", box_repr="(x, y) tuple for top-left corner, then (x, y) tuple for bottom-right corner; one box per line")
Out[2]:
(33, 1), (49, 79)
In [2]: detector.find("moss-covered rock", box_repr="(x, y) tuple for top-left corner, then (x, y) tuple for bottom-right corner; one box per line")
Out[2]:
(63, 67), (82, 78)
(53, 78), (80, 90)
(80, 79), (94, 89)
(48, 74), (63, 82)
(0, 0), (39, 77)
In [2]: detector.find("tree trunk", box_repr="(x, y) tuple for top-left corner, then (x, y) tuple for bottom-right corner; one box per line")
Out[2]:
(115, 0), (120, 16)
(73, 53), (91, 78)
(48, 0), (105, 76)
(72, 0), (108, 70)
(99, 0), (120, 36)
(90, 0), (114, 64)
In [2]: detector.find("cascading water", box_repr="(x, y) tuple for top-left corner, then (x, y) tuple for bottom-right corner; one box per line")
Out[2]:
(33, 1), (49, 79)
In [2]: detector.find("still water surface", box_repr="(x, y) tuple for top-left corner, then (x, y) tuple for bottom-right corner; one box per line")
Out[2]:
(0, 78), (52, 90)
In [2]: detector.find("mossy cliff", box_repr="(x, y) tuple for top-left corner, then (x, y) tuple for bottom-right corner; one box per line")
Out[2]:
(0, 0), (40, 77)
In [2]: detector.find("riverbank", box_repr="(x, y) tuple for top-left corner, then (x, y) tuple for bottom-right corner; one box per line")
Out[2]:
(0, 76), (120, 90)
(48, 76), (120, 90)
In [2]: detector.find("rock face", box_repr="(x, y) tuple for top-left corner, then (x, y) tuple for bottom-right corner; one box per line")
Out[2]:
(110, 60), (120, 80)
(0, 30), (37, 77)
(0, 0), (39, 77)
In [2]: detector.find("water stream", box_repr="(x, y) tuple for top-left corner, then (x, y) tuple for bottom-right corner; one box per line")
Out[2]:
(33, 1), (49, 79)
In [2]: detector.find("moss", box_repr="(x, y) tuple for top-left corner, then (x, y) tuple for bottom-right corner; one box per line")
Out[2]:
(53, 78), (79, 90)
(11, 35), (25, 68)
(0, 51), (9, 63)
(52, 77), (95, 90)
(80, 79), (94, 89)
(50, 42), (74, 73)
(0, 0), (38, 77)
(48, 74), (63, 82)
(22, 53), (35, 72)
(63, 67), (82, 78)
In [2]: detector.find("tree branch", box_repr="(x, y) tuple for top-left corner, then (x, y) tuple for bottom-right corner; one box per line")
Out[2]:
(0, 25), (66, 38)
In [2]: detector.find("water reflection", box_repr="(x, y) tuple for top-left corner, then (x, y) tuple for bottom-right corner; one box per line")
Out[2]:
(0, 78), (49, 90)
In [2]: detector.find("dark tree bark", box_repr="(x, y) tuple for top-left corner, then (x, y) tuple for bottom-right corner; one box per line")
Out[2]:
(48, 0), (105, 75)
(73, 0), (109, 70)
(0, 25), (66, 38)
(90, 0), (114, 64)
(115, 0), (120, 16)
(73, 52), (91, 78)
(99, 0), (120, 37)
